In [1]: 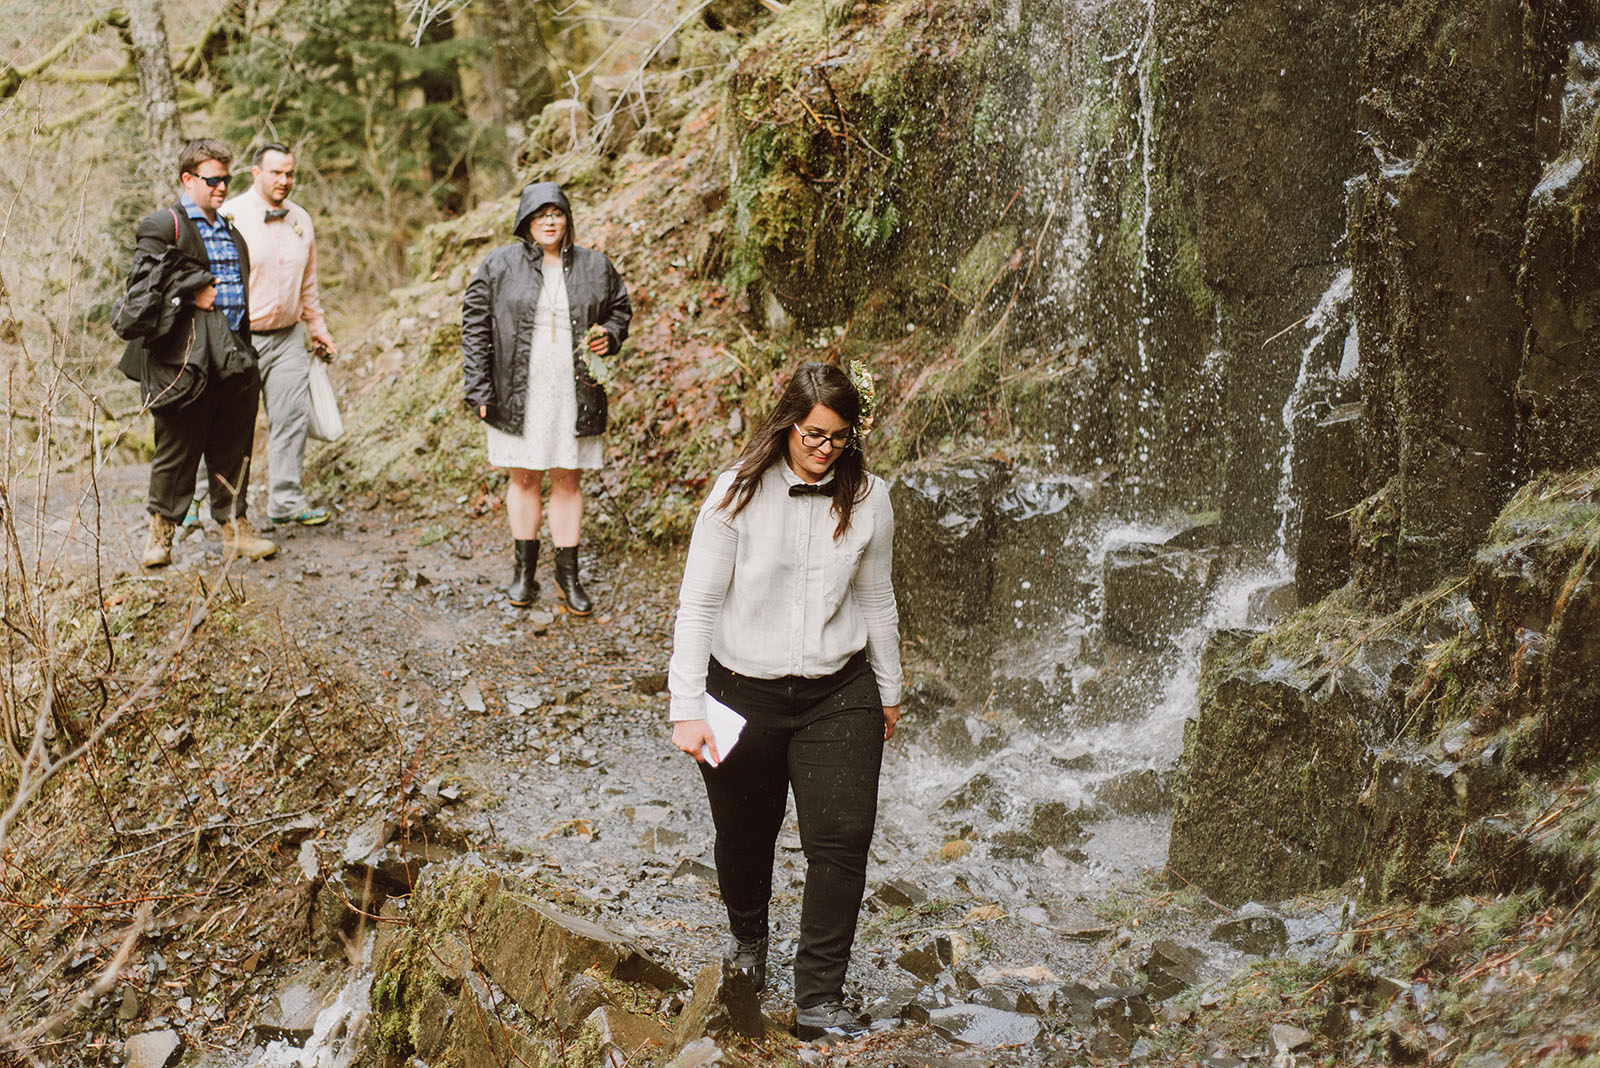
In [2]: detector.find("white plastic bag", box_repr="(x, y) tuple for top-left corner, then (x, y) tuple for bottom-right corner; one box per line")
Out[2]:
(307, 359), (343, 442)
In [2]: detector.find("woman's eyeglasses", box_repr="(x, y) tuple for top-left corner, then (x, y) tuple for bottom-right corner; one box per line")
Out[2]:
(794, 425), (853, 450)
(532, 209), (565, 221)
(186, 172), (232, 188)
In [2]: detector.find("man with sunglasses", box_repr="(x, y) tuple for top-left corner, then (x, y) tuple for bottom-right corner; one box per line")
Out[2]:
(221, 143), (338, 528)
(119, 137), (277, 567)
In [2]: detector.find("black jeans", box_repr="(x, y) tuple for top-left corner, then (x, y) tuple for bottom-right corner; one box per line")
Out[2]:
(148, 372), (260, 524)
(699, 652), (884, 1008)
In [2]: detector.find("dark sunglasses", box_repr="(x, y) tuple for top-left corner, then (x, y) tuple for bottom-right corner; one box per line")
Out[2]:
(186, 171), (232, 188)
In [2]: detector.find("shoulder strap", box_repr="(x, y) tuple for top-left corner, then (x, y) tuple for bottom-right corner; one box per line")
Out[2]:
(167, 207), (180, 244)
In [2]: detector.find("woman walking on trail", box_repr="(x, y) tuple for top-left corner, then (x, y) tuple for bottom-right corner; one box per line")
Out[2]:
(667, 361), (902, 1041)
(462, 182), (631, 615)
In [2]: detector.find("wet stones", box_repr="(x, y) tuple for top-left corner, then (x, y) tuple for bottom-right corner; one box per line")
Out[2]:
(1142, 940), (1203, 1001)
(926, 1004), (1041, 1047)
(1028, 800), (1090, 850)
(896, 936), (955, 983)
(1093, 769), (1171, 817)
(371, 862), (684, 1064)
(673, 963), (760, 1046)
(575, 1004), (671, 1068)
(1093, 988), (1154, 1042)
(868, 878), (929, 912)
(1210, 909), (1289, 957)
(1247, 579), (1298, 627)
(1270, 1022), (1314, 1057)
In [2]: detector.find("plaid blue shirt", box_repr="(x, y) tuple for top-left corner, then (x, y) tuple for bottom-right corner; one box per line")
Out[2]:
(180, 194), (247, 331)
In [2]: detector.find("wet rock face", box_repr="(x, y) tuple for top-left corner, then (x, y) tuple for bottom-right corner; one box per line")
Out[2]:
(1160, 0), (1362, 541)
(891, 463), (1099, 694)
(1296, 401), (1363, 603)
(1167, 631), (1373, 905)
(1518, 42), (1600, 476)
(890, 463), (1005, 686)
(1352, 0), (1577, 596)
(1102, 542), (1216, 650)
(1468, 485), (1600, 766)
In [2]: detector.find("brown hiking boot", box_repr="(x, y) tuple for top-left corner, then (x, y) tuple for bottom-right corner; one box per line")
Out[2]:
(221, 518), (278, 561)
(141, 514), (175, 568)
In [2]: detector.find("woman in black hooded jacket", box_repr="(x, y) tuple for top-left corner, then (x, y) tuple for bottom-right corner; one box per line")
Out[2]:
(462, 182), (632, 614)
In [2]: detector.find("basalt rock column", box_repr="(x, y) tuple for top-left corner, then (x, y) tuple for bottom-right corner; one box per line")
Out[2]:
(1352, 0), (1577, 597)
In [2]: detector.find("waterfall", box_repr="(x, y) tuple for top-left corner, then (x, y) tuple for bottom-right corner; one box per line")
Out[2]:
(1130, 0), (1159, 472)
(1271, 267), (1354, 573)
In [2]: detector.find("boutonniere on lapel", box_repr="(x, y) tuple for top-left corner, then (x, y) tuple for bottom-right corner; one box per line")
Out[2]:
(292, 221), (305, 238)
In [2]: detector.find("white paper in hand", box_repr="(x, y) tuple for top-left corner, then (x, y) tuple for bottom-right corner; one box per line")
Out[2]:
(700, 693), (746, 767)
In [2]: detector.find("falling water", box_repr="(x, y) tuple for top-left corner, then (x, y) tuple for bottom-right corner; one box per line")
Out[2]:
(1271, 267), (1354, 573)
(1130, 0), (1160, 472)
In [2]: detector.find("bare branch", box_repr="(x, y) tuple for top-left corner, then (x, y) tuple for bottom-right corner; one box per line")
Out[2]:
(0, 12), (129, 102)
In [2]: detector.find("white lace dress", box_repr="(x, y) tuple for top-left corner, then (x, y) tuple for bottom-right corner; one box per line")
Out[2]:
(484, 269), (604, 470)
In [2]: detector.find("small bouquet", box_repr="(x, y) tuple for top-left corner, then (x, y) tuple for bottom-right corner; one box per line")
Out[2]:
(580, 324), (612, 384)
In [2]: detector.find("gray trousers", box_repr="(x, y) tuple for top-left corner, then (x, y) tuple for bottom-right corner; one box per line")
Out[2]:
(256, 323), (313, 519)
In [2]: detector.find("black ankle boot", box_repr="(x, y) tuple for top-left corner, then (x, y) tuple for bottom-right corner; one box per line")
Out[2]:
(507, 539), (539, 607)
(553, 546), (592, 615)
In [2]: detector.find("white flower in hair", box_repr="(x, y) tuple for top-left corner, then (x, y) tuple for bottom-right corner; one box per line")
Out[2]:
(846, 361), (877, 448)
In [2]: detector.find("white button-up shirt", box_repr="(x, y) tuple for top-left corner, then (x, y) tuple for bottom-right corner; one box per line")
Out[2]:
(667, 462), (903, 721)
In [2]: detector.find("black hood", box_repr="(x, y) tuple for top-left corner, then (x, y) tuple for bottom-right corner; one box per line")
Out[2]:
(513, 182), (573, 243)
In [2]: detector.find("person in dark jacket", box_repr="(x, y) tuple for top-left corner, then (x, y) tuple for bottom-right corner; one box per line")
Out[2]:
(118, 138), (277, 567)
(461, 182), (631, 615)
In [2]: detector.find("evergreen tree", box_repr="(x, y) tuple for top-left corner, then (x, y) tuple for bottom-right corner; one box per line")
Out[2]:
(219, 0), (492, 224)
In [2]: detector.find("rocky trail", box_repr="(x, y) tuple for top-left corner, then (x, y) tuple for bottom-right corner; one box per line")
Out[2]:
(6, 460), (1344, 1067)
(9, 457), (1387, 1068)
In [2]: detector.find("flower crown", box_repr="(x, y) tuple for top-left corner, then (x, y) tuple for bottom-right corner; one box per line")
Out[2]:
(846, 360), (877, 451)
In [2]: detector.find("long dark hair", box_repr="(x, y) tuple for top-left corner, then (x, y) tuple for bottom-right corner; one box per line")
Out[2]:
(718, 362), (867, 538)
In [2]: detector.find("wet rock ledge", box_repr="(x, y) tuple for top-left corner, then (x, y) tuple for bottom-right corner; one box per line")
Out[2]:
(364, 859), (692, 1068)
(1169, 468), (1600, 907)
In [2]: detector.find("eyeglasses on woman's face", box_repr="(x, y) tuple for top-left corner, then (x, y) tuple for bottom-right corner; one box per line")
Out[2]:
(793, 424), (853, 451)
(532, 208), (565, 222)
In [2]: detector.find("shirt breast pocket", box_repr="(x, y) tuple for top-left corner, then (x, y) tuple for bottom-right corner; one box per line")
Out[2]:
(821, 536), (868, 615)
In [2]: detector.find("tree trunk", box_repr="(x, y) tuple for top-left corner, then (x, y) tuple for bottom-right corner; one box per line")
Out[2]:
(127, 0), (184, 198)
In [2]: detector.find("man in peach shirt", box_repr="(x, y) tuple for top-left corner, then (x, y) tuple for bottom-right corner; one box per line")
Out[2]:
(222, 143), (338, 526)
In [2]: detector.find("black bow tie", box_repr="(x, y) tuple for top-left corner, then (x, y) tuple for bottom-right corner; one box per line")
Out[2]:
(265, 208), (289, 222)
(789, 482), (837, 497)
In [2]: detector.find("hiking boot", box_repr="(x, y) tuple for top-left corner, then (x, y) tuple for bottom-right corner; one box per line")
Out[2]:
(141, 514), (175, 568)
(794, 1001), (868, 1042)
(722, 935), (768, 991)
(221, 518), (278, 561)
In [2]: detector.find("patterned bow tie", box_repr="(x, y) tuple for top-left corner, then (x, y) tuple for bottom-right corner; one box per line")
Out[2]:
(265, 208), (289, 222)
(789, 482), (837, 498)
